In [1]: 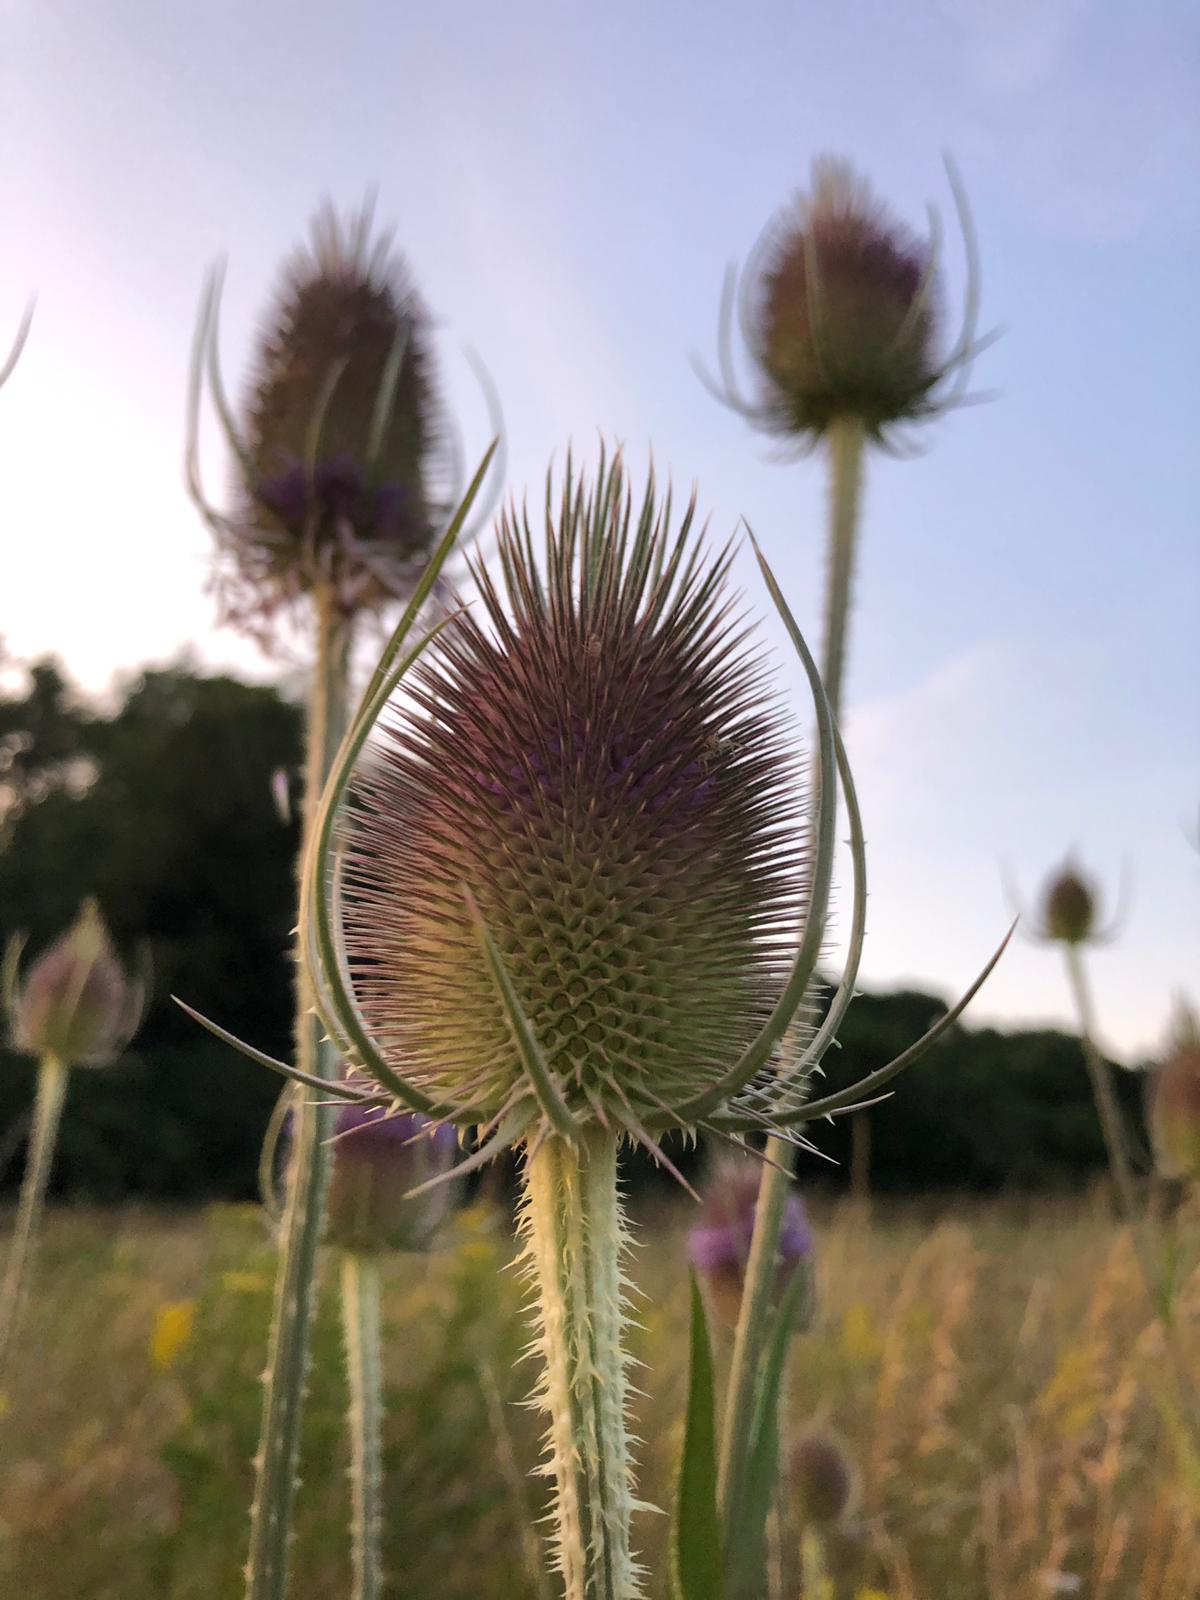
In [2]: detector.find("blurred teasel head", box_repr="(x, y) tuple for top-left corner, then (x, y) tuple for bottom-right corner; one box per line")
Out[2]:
(188, 201), (467, 645)
(1035, 857), (1103, 947)
(688, 1156), (812, 1327)
(791, 1429), (856, 1528)
(702, 155), (991, 453)
(324, 1095), (459, 1254)
(4, 900), (144, 1068)
(1149, 1006), (1200, 1182)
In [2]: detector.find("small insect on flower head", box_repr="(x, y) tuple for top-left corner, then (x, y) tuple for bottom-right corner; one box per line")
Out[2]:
(5, 900), (144, 1068)
(688, 1156), (812, 1327)
(701, 155), (990, 455)
(1149, 1006), (1200, 1182)
(324, 1096), (460, 1254)
(189, 201), (458, 646)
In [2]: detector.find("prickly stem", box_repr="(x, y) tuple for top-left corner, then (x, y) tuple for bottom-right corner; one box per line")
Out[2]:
(245, 586), (351, 1600)
(719, 416), (864, 1521)
(0, 1052), (68, 1371)
(340, 1250), (384, 1600)
(519, 1130), (643, 1600)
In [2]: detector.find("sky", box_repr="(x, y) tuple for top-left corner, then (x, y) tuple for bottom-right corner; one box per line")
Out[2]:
(1, 0), (1197, 1062)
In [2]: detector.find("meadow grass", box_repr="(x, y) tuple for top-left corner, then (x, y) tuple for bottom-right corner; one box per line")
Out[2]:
(0, 1189), (1195, 1599)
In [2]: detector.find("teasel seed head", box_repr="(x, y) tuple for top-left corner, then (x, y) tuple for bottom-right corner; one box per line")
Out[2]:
(1038, 858), (1100, 946)
(194, 201), (455, 644)
(1149, 1006), (1200, 1182)
(791, 1429), (855, 1528)
(324, 1095), (460, 1254)
(753, 159), (939, 438)
(701, 155), (991, 454)
(5, 900), (144, 1067)
(688, 1156), (812, 1327)
(341, 451), (811, 1137)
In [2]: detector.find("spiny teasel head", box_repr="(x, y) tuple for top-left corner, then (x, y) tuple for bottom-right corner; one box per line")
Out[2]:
(341, 451), (811, 1141)
(1149, 1005), (1200, 1182)
(5, 900), (144, 1068)
(194, 201), (454, 644)
(324, 1097), (459, 1253)
(790, 1429), (856, 1528)
(688, 1155), (812, 1327)
(702, 156), (989, 453)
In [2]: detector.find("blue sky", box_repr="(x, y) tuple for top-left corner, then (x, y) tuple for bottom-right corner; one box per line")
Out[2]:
(2, 0), (1197, 1059)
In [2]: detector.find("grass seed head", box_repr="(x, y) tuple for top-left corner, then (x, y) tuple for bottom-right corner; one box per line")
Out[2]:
(342, 452), (810, 1133)
(1149, 1009), (1200, 1181)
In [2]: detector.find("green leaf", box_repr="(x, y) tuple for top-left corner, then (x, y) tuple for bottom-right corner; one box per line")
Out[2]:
(672, 1274), (723, 1600)
(722, 1269), (807, 1600)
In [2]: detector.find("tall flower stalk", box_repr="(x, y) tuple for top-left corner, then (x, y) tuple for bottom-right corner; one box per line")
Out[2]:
(1, 901), (144, 1368)
(318, 1095), (457, 1600)
(1026, 859), (1200, 1466)
(699, 157), (994, 1533)
(190, 449), (1006, 1596)
(185, 201), (496, 1600)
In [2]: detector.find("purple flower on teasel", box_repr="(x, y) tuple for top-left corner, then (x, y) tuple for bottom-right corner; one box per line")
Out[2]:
(688, 1157), (812, 1327)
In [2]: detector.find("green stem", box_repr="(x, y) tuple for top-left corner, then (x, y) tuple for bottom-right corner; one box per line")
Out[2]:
(245, 588), (352, 1600)
(799, 1528), (829, 1599)
(719, 415), (866, 1521)
(340, 1250), (384, 1600)
(0, 1052), (68, 1371)
(1062, 944), (1200, 1458)
(819, 416), (865, 721)
(520, 1131), (640, 1600)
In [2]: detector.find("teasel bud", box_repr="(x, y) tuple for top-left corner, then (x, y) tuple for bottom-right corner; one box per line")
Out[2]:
(325, 1100), (459, 1254)
(688, 1157), (812, 1328)
(701, 155), (990, 453)
(189, 201), (460, 645)
(791, 1429), (855, 1528)
(5, 899), (144, 1068)
(1149, 1008), (1200, 1182)
(1038, 859), (1100, 946)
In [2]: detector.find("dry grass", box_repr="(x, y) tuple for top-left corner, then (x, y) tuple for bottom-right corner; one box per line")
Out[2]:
(0, 1189), (1196, 1599)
